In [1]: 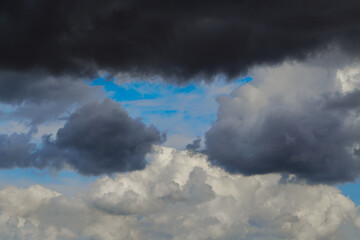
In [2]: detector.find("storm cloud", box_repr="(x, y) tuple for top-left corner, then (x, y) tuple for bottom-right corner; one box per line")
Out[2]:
(39, 99), (166, 175)
(0, 100), (165, 175)
(1, 0), (360, 80)
(205, 62), (360, 184)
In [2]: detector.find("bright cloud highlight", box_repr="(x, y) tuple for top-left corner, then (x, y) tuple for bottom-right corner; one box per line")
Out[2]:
(0, 146), (359, 240)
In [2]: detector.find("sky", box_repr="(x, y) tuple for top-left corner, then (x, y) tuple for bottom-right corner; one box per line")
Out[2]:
(1, 0), (360, 239)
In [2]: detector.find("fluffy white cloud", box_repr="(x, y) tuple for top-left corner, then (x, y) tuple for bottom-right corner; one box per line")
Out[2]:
(0, 146), (359, 240)
(336, 64), (360, 94)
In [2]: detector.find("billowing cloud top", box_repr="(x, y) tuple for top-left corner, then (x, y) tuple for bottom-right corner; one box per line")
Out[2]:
(0, 100), (166, 174)
(0, 147), (359, 239)
(48, 99), (166, 175)
(205, 61), (360, 184)
(1, 0), (360, 79)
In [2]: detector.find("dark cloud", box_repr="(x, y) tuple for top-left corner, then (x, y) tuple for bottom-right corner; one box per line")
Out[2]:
(0, 71), (98, 104)
(326, 90), (360, 111)
(0, 132), (37, 168)
(0, 71), (105, 125)
(0, 127), (64, 170)
(186, 137), (201, 152)
(39, 99), (166, 175)
(205, 64), (360, 184)
(1, 0), (360, 80)
(0, 100), (165, 175)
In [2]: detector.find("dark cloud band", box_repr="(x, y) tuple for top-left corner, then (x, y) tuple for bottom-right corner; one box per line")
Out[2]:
(1, 0), (360, 79)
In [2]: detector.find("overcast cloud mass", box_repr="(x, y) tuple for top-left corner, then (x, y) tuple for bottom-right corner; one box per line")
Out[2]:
(2, 1), (360, 239)
(1, 0), (360, 80)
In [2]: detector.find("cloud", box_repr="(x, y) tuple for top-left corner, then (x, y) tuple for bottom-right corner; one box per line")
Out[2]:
(0, 131), (37, 168)
(0, 99), (165, 175)
(0, 70), (106, 126)
(205, 61), (360, 183)
(0, 71), (101, 104)
(0, 146), (359, 239)
(185, 137), (202, 151)
(38, 99), (166, 175)
(1, 0), (360, 81)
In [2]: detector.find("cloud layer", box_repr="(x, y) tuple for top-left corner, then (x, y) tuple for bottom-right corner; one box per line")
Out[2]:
(2, 3), (360, 239)
(1, 0), (360, 79)
(0, 147), (359, 240)
(205, 61), (360, 183)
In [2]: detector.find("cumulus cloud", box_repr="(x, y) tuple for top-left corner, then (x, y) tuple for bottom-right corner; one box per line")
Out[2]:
(0, 147), (359, 240)
(0, 100), (165, 175)
(39, 99), (166, 175)
(1, 0), (360, 81)
(205, 60), (360, 183)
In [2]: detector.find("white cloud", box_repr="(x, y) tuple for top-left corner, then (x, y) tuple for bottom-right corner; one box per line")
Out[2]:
(336, 64), (360, 94)
(0, 146), (359, 239)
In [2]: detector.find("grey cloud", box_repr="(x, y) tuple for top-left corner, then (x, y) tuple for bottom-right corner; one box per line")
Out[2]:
(205, 63), (360, 184)
(39, 99), (166, 175)
(0, 128), (64, 170)
(0, 71), (104, 125)
(326, 90), (360, 111)
(0, 132), (36, 168)
(0, 71), (94, 104)
(0, 100), (165, 175)
(185, 137), (201, 152)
